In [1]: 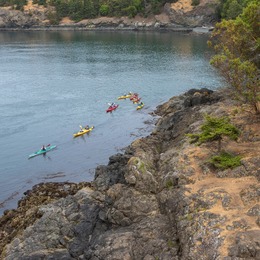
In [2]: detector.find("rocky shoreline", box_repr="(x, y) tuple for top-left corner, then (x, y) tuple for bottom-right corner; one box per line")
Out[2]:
(0, 25), (195, 32)
(0, 2), (217, 32)
(0, 16), (213, 33)
(1, 88), (259, 259)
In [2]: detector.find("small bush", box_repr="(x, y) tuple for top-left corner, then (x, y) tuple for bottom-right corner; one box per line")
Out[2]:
(138, 161), (146, 174)
(122, 6), (137, 18)
(47, 11), (60, 25)
(209, 152), (241, 170)
(167, 240), (177, 248)
(192, 0), (200, 6)
(165, 180), (173, 189)
(38, 0), (47, 5)
(99, 4), (109, 16)
(70, 12), (83, 22)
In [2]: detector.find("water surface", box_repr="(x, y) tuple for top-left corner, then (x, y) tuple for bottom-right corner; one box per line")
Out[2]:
(0, 31), (222, 214)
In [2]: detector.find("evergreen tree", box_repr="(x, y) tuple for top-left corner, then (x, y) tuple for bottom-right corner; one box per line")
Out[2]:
(187, 115), (240, 152)
(208, 1), (260, 113)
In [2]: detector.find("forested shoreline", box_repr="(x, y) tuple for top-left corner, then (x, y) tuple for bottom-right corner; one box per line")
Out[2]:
(0, 0), (257, 24)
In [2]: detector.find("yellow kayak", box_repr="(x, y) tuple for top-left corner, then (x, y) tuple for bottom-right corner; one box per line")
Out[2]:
(117, 94), (132, 100)
(73, 126), (94, 137)
(136, 103), (144, 110)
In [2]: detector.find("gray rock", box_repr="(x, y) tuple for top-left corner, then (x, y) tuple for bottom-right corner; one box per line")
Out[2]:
(2, 88), (258, 260)
(228, 231), (260, 259)
(247, 204), (260, 216)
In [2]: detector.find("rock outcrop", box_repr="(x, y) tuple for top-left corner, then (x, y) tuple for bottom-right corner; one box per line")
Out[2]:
(165, 0), (219, 27)
(1, 88), (259, 259)
(0, 8), (33, 28)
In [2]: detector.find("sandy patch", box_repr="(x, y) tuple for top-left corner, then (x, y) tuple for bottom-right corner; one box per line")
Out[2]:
(23, 0), (47, 13)
(171, 0), (193, 13)
(60, 17), (75, 25)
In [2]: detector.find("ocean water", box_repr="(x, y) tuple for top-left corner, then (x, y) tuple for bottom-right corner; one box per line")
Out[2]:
(0, 30), (222, 214)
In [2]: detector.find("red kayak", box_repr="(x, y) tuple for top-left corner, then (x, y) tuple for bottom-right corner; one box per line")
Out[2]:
(106, 104), (119, 113)
(130, 94), (138, 100)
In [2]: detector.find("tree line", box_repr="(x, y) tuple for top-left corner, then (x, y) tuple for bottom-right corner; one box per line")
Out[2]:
(0, 0), (257, 22)
(0, 0), (174, 20)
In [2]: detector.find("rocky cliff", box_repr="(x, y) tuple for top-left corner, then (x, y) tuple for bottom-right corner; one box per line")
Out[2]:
(0, 0), (219, 30)
(1, 88), (259, 259)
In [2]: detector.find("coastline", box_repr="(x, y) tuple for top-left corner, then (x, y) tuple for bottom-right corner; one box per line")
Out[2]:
(0, 5), (215, 33)
(1, 88), (259, 259)
(0, 25), (212, 33)
(0, 31), (216, 218)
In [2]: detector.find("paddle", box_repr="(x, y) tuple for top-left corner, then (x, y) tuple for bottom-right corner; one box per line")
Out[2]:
(42, 144), (50, 150)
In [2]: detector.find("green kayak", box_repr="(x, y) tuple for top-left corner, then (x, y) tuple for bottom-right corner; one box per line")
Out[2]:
(28, 145), (57, 159)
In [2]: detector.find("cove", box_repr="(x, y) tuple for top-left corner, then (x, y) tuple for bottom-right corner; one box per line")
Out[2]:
(0, 30), (223, 215)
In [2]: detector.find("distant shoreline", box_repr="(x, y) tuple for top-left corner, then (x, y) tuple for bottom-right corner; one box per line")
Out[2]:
(0, 25), (213, 33)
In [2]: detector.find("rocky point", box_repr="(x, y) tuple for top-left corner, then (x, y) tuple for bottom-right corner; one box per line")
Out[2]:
(0, 88), (259, 259)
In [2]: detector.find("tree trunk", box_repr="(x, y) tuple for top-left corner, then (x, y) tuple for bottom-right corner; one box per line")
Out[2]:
(255, 101), (260, 114)
(217, 138), (222, 152)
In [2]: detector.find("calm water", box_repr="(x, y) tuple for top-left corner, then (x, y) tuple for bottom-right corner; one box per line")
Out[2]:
(0, 31), (222, 214)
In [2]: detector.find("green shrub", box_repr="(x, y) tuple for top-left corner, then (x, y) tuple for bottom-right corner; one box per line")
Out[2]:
(192, 0), (200, 6)
(151, 0), (161, 14)
(167, 240), (177, 248)
(224, 0), (243, 19)
(138, 161), (146, 174)
(0, 0), (26, 8)
(187, 115), (240, 152)
(99, 4), (109, 16)
(38, 0), (47, 5)
(165, 180), (173, 189)
(47, 11), (60, 25)
(33, 0), (46, 5)
(209, 152), (241, 170)
(122, 5), (137, 18)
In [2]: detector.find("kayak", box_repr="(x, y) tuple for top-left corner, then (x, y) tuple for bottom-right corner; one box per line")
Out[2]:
(117, 94), (132, 100)
(130, 94), (139, 100)
(28, 145), (57, 159)
(137, 103), (144, 110)
(132, 97), (141, 104)
(73, 126), (94, 137)
(106, 104), (119, 113)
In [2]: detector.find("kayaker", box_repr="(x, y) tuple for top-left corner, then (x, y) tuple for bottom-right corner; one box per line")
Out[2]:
(109, 103), (114, 109)
(85, 125), (89, 130)
(79, 125), (84, 132)
(41, 145), (46, 151)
